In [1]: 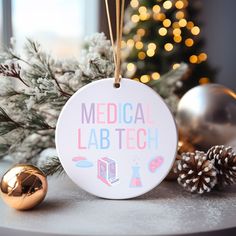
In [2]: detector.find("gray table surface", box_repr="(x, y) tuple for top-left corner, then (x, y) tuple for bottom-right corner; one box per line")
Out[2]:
(0, 159), (236, 236)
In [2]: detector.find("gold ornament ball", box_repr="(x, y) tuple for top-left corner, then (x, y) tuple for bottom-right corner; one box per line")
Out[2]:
(176, 84), (236, 151)
(0, 164), (48, 210)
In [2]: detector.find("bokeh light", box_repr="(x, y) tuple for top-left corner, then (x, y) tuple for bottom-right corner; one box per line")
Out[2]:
(164, 43), (174, 51)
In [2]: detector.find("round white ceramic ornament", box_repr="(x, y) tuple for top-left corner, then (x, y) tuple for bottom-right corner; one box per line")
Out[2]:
(56, 78), (177, 199)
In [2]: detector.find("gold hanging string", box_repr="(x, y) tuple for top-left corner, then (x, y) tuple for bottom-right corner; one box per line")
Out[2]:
(105, 0), (125, 87)
(105, 0), (117, 67)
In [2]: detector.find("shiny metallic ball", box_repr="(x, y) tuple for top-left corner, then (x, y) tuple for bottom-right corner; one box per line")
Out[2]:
(176, 84), (236, 151)
(0, 164), (48, 210)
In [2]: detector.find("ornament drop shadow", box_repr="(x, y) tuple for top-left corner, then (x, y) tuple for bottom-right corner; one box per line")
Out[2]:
(136, 181), (183, 200)
(33, 198), (69, 213)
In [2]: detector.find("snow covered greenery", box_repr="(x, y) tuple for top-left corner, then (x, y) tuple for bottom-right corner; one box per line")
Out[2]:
(0, 33), (188, 175)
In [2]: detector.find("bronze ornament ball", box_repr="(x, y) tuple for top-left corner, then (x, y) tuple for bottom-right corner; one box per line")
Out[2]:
(0, 164), (48, 210)
(176, 84), (236, 151)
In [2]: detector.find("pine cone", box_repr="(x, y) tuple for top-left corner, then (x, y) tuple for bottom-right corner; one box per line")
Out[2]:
(166, 140), (196, 180)
(174, 151), (217, 194)
(207, 145), (236, 186)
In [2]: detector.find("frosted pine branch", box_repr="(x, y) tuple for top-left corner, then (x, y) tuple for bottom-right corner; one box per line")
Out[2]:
(0, 33), (114, 173)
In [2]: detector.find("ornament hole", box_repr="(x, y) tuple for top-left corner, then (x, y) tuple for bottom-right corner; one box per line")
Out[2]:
(114, 83), (120, 89)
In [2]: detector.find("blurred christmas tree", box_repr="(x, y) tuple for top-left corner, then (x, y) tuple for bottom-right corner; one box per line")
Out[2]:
(123, 0), (216, 93)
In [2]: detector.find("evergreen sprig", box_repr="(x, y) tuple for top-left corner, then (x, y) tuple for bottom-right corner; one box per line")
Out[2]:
(40, 156), (64, 176)
(0, 107), (21, 135)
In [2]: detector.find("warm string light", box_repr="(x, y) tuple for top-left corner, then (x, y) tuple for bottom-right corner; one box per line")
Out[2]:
(189, 55), (198, 63)
(159, 27), (167, 36)
(175, 0), (184, 9)
(138, 6), (150, 21)
(185, 38), (194, 47)
(147, 49), (155, 57)
(199, 77), (210, 84)
(137, 28), (145, 36)
(138, 6), (146, 14)
(129, 6), (151, 22)
(176, 11), (185, 20)
(125, 0), (209, 83)
(131, 14), (139, 23)
(140, 75), (150, 83)
(189, 53), (208, 64)
(163, 19), (171, 27)
(152, 72), (160, 80)
(191, 26), (200, 35)
(163, 1), (172, 10)
(154, 12), (166, 21)
(199, 52), (207, 61)
(164, 43), (174, 51)
(127, 39), (134, 47)
(147, 42), (157, 57)
(173, 28), (181, 35)
(173, 63), (180, 69)
(186, 21), (194, 29)
(135, 41), (143, 49)
(172, 22), (179, 29)
(127, 63), (136, 72)
(130, 0), (139, 8)
(152, 5), (161, 14)
(138, 51), (146, 60)
(148, 43), (157, 50)
(179, 18), (187, 27)
(174, 35), (182, 43)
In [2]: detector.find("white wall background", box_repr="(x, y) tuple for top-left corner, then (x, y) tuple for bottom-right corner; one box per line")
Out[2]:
(1, 0), (99, 58)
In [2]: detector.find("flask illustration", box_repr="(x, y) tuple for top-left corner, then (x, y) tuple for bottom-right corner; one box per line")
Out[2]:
(130, 165), (142, 187)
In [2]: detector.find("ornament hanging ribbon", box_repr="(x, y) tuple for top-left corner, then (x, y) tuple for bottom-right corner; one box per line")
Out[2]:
(105, 0), (125, 87)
